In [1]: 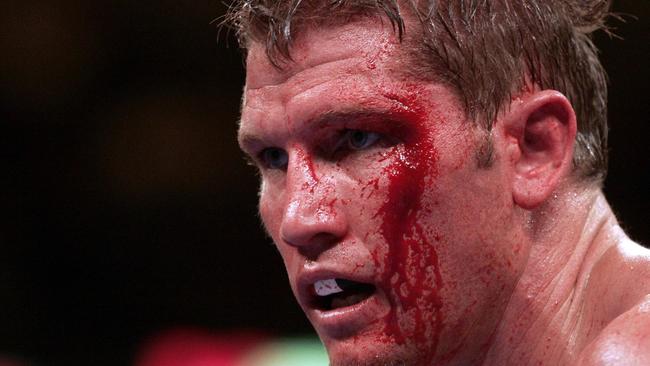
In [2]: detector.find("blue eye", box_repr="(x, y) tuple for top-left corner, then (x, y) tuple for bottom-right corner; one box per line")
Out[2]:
(260, 147), (288, 170)
(346, 130), (381, 150)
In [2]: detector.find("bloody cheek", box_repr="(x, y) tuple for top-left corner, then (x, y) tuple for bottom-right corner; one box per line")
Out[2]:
(371, 90), (444, 361)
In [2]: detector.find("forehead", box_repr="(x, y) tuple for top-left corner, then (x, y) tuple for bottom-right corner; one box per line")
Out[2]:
(239, 19), (419, 148)
(244, 18), (402, 90)
(237, 16), (467, 150)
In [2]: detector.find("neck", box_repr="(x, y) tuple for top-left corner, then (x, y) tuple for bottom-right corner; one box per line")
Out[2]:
(483, 185), (624, 365)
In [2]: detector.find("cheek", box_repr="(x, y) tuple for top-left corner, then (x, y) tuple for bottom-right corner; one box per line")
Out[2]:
(329, 149), (400, 228)
(258, 192), (305, 285)
(258, 186), (285, 242)
(358, 86), (476, 361)
(360, 106), (445, 362)
(423, 168), (527, 352)
(373, 143), (443, 347)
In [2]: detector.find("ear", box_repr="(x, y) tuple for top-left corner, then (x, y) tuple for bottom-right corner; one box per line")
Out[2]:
(500, 90), (577, 209)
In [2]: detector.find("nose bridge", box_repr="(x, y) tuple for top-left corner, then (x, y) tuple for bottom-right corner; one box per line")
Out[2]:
(281, 147), (346, 251)
(286, 146), (319, 195)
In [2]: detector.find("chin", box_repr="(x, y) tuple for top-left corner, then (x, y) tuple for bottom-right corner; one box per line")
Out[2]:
(323, 333), (430, 366)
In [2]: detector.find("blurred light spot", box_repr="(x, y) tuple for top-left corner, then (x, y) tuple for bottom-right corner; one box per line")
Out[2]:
(134, 328), (267, 366)
(134, 328), (328, 366)
(241, 338), (328, 366)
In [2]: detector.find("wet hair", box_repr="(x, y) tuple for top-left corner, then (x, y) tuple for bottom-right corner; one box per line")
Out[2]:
(224, 0), (613, 183)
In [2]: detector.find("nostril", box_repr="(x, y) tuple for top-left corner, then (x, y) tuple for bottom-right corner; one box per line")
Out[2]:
(280, 228), (339, 249)
(295, 233), (340, 260)
(280, 202), (347, 250)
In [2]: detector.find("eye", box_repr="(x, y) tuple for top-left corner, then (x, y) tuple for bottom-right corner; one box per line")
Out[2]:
(259, 147), (288, 170)
(345, 130), (381, 150)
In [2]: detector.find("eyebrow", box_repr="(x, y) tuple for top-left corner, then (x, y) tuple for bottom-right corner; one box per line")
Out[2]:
(238, 107), (403, 152)
(308, 108), (399, 129)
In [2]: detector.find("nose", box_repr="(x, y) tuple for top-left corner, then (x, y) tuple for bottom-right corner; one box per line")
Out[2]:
(279, 151), (348, 259)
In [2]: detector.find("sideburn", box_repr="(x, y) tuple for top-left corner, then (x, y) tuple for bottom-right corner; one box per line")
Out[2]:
(475, 134), (495, 169)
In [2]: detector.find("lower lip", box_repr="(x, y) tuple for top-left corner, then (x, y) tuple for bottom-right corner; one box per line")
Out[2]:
(309, 292), (388, 339)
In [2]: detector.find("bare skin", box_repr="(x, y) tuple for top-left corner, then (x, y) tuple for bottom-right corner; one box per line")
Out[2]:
(237, 16), (650, 366)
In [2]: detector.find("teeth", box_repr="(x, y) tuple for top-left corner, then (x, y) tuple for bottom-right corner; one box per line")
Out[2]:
(314, 278), (344, 296)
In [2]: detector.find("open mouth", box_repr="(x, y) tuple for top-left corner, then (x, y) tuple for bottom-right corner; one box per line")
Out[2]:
(312, 278), (376, 311)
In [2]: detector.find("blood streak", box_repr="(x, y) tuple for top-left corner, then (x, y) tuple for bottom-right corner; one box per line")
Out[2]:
(295, 146), (318, 193)
(373, 89), (444, 361)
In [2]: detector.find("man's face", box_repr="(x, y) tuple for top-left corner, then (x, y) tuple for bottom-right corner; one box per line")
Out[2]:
(239, 18), (529, 365)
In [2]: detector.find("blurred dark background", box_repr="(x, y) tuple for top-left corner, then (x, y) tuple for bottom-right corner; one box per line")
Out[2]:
(0, 1), (647, 365)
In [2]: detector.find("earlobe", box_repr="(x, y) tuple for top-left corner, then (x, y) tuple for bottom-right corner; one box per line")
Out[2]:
(502, 91), (577, 209)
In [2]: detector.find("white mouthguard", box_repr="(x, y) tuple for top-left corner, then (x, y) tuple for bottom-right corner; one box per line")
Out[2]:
(314, 278), (344, 296)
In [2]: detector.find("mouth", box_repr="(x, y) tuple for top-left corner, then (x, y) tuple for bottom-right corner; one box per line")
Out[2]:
(311, 278), (376, 311)
(298, 271), (389, 338)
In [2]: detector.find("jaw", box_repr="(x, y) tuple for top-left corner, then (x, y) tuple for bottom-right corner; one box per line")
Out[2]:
(322, 333), (426, 366)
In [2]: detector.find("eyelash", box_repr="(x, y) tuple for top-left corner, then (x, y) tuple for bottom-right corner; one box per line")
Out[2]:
(256, 129), (386, 171)
(334, 129), (382, 153)
(259, 147), (288, 170)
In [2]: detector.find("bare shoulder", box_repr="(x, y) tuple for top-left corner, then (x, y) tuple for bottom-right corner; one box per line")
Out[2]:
(577, 293), (650, 365)
(577, 238), (650, 366)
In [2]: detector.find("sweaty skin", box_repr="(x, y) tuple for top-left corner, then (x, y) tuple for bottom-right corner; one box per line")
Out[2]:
(237, 16), (650, 366)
